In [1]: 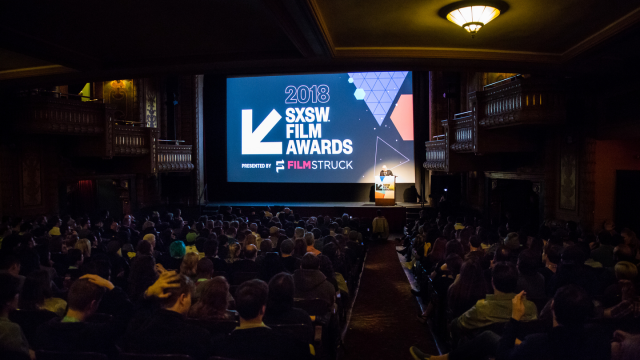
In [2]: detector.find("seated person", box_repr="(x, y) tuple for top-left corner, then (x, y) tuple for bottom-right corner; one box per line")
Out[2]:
(217, 279), (313, 360)
(193, 258), (214, 302)
(0, 273), (31, 359)
(452, 262), (537, 333)
(409, 285), (609, 360)
(35, 274), (130, 358)
(203, 239), (228, 273)
(263, 272), (313, 330)
(188, 276), (236, 320)
(123, 272), (214, 360)
(293, 254), (336, 306)
(497, 285), (611, 360)
(279, 240), (300, 274)
(231, 244), (259, 275)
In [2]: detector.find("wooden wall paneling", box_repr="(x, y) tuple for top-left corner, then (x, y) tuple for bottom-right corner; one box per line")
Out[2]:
(580, 138), (596, 230)
(103, 80), (134, 121)
(559, 139), (578, 211)
(178, 75), (204, 205)
(19, 143), (43, 210)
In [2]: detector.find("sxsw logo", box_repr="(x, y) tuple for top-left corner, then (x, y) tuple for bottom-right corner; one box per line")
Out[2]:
(242, 109), (282, 155)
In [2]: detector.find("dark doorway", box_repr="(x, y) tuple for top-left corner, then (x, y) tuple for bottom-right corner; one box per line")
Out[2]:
(616, 170), (640, 233)
(488, 179), (539, 232)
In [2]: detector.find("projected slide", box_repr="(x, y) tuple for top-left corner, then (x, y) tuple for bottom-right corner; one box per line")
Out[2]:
(227, 72), (414, 183)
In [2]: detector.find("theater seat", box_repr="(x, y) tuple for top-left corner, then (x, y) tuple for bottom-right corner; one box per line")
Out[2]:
(230, 272), (258, 286)
(270, 323), (314, 344)
(36, 350), (108, 360)
(119, 354), (192, 360)
(186, 319), (238, 336)
(9, 309), (58, 345)
(293, 298), (332, 318)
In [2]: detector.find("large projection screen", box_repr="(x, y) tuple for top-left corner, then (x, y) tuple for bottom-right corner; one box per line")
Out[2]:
(227, 72), (414, 183)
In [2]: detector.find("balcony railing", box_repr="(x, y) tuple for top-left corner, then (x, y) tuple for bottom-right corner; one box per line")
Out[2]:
(475, 77), (565, 128)
(113, 126), (151, 156)
(157, 143), (194, 172)
(15, 96), (111, 135)
(449, 111), (475, 152)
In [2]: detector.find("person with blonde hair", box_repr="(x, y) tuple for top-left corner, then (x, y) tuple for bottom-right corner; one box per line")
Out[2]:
(180, 252), (200, 281)
(74, 238), (92, 259)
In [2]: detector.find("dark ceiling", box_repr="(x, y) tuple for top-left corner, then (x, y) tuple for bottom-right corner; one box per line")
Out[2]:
(0, 0), (639, 87)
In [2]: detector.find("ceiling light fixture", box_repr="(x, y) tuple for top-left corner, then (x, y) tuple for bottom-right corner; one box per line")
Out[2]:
(438, 1), (509, 38)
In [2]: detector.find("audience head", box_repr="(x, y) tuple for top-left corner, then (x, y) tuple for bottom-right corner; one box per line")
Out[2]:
(67, 278), (106, 315)
(517, 250), (540, 276)
(128, 255), (158, 300)
(142, 234), (156, 249)
(160, 274), (195, 315)
(267, 272), (295, 314)
(552, 285), (593, 327)
(294, 227), (305, 239)
(280, 239), (294, 255)
(561, 245), (586, 266)
(301, 253), (320, 270)
(260, 239), (273, 253)
(543, 245), (562, 266)
(180, 252), (200, 278)
(614, 244), (635, 263)
(203, 239), (219, 257)
(493, 246), (511, 264)
(196, 258), (214, 279)
(491, 262), (519, 293)
(614, 261), (638, 281)
(244, 244), (258, 260)
(170, 241), (186, 259)
(194, 276), (230, 317)
(445, 254), (463, 276)
(598, 231), (614, 246)
(293, 239), (307, 258)
(235, 279), (269, 321)
(136, 240), (152, 256)
(504, 232), (520, 250)
(304, 232), (314, 247)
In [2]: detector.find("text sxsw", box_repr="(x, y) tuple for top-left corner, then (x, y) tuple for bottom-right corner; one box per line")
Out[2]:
(241, 84), (352, 159)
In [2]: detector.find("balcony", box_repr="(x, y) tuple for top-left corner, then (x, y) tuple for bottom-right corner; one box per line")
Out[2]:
(112, 125), (152, 156)
(424, 134), (447, 171)
(475, 75), (565, 128)
(15, 94), (112, 135)
(157, 141), (194, 172)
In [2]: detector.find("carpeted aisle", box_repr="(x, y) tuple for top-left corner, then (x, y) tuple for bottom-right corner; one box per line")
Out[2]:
(343, 240), (438, 359)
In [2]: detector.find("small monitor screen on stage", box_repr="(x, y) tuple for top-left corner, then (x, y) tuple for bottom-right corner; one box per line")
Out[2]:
(226, 72), (415, 183)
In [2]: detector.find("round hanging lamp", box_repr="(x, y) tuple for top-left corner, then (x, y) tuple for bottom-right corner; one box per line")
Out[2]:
(438, 1), (509, 38)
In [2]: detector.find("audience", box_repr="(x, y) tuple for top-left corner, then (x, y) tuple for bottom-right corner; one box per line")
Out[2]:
(0, 273), (31, 359)
(218, 279), (313, 360)
(293, 253), (336, 306)
(124, 272), (214, 360)
(36, 274), (129, 358)
(189, 276), (236, 320)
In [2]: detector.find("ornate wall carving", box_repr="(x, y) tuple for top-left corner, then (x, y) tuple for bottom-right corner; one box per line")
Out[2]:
(20, 147), (42, 208)
(103, 79), (134, 121)
(559, 141), (577, 210)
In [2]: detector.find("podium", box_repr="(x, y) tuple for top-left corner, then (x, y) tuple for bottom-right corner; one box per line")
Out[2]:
(374, 176), (396, 206)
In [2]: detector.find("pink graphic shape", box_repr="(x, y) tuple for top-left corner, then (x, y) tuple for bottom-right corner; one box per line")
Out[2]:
(390, 94), (414, 141)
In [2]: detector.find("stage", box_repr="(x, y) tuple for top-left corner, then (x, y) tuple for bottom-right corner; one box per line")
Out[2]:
(200, 201), (426, 232)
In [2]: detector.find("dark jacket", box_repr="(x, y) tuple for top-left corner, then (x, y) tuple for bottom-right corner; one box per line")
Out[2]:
(35, 287), (130, 359)
(231, 259), (259, 274)
(281, 256), (300, 274)
(124, 309), (214, 360)
(264, 307), (313, 328)
(292, 269), (335, 305)
(217, 326), (312, 360)
(496, 319), (611, 360)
